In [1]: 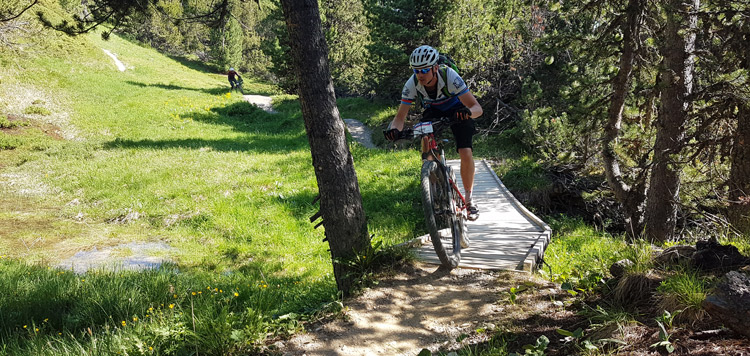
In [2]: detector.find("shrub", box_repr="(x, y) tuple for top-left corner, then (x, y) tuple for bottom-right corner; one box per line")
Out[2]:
(0, 132), (19, 149)
(23, 106), (52, 116)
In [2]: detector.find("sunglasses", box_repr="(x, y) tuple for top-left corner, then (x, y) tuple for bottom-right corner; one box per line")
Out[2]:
(413, 67), (432, 74)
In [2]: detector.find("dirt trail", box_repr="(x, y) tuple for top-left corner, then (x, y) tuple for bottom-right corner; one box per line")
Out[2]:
(281, 262), (567, 356)
(102, 49), (127, 71)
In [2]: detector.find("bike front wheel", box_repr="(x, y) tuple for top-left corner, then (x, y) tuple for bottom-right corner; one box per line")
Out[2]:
(421, 160), (460, 268)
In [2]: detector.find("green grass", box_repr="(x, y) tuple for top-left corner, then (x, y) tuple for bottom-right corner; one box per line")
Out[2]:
(23, 105), (52, 116)
(656, 269), (709, 321)
(0, 256), (334, 355)
(0, 11), (427, 353)
(540, 216), (628, 292)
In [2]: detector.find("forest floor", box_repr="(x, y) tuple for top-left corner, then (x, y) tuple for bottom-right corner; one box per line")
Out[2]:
(277, 261), (749, 356)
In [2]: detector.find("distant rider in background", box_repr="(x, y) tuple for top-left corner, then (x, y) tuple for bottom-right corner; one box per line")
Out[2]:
(384, 45), (483, 221)
(227, 67), (242, 91)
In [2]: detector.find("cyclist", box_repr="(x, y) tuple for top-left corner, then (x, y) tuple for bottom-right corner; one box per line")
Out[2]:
(384, 45), (483, 220)
(227, 67), (242, 91)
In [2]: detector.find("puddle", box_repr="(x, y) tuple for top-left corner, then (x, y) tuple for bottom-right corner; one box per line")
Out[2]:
(57, 242), (174, 274)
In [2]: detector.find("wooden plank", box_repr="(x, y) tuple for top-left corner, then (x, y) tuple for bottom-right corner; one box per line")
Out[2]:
(412, 160), (552, 272)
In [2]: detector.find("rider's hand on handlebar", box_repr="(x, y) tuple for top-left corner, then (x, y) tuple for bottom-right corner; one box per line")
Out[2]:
(384, 128), (401, 141)
(453, 107), (472, 121)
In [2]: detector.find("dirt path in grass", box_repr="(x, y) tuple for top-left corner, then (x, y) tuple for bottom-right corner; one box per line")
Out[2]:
(277, 261), (750, 356)
(102, 49), (127, 71)
(279, 262), (576, 356)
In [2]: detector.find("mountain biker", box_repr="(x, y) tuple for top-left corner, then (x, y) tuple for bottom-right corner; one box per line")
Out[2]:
(384, 45), (483, 221)
(227, 67), (241, 90)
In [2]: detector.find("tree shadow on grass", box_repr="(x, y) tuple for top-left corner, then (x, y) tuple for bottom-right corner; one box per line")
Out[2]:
(125, 80), (229, 95)
(125, 80), (279, 97)
(103, 101), (310, 153)
(166, 54), (218, 74)
(103, 135), (306, 154)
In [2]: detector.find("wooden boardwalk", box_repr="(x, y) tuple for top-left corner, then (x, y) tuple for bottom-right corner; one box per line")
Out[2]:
(412, 160), (551, 272)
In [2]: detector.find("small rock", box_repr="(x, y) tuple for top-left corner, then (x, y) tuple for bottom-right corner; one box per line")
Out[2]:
(654, 245), (696, 267)
(693, 238), (750, 272)
(702, 271), (750, 338)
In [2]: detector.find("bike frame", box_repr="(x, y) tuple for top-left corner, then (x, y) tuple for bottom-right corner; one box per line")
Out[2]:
(418, 125), (469, 216)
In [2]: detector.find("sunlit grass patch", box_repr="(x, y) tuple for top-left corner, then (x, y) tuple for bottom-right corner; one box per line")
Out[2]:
(541, 216), (628, 292)
(656, 269), (709, 323)
(23, 105), (52, 116)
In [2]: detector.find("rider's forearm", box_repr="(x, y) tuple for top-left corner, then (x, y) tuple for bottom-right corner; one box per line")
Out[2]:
(468, 104), (483, 119)
(390, 104), (411, 130)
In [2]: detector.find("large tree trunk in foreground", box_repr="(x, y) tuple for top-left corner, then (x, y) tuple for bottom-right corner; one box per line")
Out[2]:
(280, 0), (370, 296)
(603, 0), (647, 238)
(644, 0), (698, 242)
(728, 102), (750, 233)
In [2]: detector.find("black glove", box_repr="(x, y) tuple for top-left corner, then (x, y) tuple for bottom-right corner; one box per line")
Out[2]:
(384, 128), (401, 141)
(453, 107), (472, 121)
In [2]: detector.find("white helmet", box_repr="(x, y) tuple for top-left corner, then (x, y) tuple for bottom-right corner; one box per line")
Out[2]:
(229, 67), (235, 71)
(409, 45), (439, 69)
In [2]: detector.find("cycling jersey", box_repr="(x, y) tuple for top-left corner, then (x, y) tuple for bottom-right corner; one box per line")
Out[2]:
(228, 70), (239, 81)
(400, 67), (469, 111)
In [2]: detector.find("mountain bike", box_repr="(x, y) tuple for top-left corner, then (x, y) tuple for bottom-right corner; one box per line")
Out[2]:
(390, 116), (469, 268)
(231, 78), (245, 95)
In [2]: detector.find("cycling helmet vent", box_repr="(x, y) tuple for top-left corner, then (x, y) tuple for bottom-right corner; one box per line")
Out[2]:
(410, 45), (439, 69)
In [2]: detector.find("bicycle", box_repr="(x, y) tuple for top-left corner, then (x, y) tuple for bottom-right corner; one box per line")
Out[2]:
(231, 78), (245, 95)
(388, 116), (469, 268)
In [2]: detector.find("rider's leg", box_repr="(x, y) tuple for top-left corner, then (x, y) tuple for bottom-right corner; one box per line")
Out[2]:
(458, 147), (475, 203)
(451, 116), (479, 220)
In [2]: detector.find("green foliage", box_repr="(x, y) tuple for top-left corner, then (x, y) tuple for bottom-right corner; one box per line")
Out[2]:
(23, 105), (52, 116)
(321, 0), (371, 95)
(0, 115), (25, 128)
(650, 311), (678, 353)
(0, 257), (333, 355)
(540, 216), (627, 292)
(0, 131), (20, 149)
(509, 335), (549, 356)
(210, 0), (244, 70)
(497, 156), (550, 193)
(363, 0), (439, 98)
(619, 241), (655, 275)
(506, 283), (532, 305)
(656, 270), (708, 317)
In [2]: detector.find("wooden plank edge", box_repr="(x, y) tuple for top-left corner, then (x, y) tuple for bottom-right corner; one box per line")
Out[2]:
(480, 160), (552, 234)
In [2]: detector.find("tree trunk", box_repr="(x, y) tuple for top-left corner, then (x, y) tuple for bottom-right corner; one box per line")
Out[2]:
(728, 102), (750, 232)
(644, 0), (698, 242)
(603, 0), (647, 238)
(279, 0), (370, 296)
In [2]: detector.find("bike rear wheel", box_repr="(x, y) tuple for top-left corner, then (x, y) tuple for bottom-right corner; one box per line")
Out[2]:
(421, 160), (461, 268)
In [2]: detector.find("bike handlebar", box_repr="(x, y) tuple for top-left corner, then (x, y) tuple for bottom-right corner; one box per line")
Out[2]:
(385, 115), (462, 141)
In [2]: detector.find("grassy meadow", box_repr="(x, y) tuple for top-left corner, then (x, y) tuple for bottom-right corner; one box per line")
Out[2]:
(0, 16), (422, 353)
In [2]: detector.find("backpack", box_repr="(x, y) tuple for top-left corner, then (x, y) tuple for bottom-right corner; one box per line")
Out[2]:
(413, 53), (461, 110)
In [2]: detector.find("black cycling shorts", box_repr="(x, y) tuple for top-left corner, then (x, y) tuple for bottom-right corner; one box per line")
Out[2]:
(422, 105), (476, 152)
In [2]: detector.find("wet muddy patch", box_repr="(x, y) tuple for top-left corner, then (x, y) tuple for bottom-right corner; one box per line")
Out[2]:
(57, 241), (174, 274)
